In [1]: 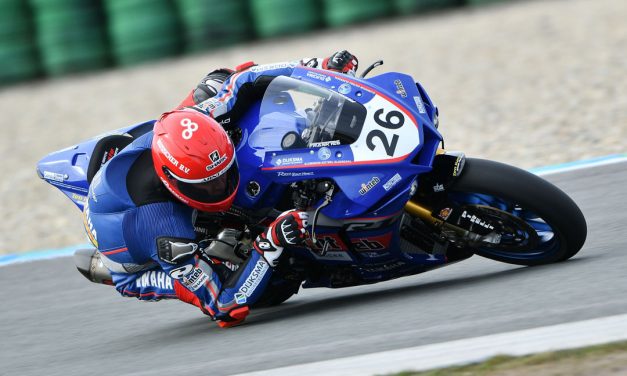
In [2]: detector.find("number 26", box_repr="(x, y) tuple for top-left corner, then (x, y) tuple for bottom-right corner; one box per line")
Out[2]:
(366, 109), (404, 156)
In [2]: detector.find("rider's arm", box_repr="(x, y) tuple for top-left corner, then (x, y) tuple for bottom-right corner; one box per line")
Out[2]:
(176, 50), (359, 124)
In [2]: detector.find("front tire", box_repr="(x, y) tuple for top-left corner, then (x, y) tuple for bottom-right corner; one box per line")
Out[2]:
(449, 158), (587, 266)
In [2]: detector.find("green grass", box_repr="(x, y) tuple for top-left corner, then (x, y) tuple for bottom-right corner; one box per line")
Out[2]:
(385, 340), (627, 376)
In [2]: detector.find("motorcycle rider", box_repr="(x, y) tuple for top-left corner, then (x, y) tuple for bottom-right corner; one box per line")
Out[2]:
(78, 51), (359, 327)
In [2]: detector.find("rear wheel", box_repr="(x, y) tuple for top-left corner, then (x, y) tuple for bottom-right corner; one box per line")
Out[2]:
(446, 158), (587, 266)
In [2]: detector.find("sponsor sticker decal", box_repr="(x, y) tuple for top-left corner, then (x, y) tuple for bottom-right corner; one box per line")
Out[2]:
(310, 140), (340, 147)
(274, 156), (303, 166)
(413, 96), (427, 114)
(157, 138), (181, 168)
(206, 151), (227, 171)
(71, 193), (86, 203)
(394, 79), (407, 98)
(250, 62), (297, 72)
(197, 98), (220, 112)
(318, 147), (332, 161)
(183, 267), (210, 291)
(311, 250), (353, 261)
(338, 83), (352, 95)
(461, 210), (495, 230)
(136, 271), (173, 290)
(82, 201), (98, 247)
(169, 264), (194, 279)
(453, 155), (466, 177)
(238, 260), (269, 297)
(277, 171), (315, 177)
(306, 71), (332, 82)
(383, 173), (402, 191)
(359, 177), (381, 195)
(234, 292), (247, 305)
(438, 207), (453, 220)
(43, 171), (66, 182)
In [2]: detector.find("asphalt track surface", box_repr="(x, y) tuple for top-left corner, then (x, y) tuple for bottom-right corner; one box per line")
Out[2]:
(2, 162), (626, 376)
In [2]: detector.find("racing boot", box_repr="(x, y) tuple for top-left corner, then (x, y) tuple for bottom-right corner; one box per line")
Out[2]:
(74, 248), (113, 285)
(216, 306), (250, 328)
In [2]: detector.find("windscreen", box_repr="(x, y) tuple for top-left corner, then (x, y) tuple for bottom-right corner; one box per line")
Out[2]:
(259, 76), (366, 147)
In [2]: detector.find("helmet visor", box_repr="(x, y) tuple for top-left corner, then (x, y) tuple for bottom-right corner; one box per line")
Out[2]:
(166, 162), (239, 204)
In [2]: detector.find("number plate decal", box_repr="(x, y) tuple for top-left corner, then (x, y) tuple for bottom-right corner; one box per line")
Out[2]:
(351, 95), (420, 163)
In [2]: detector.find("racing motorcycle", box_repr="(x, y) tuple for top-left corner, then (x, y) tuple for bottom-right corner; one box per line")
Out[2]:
(37, 61), (587, 307)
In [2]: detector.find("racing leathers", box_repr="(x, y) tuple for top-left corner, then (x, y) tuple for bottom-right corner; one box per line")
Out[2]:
(84, 133), (308, 326)
(84, 51), (355, 326)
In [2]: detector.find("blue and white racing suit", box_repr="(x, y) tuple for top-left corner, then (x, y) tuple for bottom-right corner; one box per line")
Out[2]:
(84, 132), (272, 319)
(84, 58), (328, 320)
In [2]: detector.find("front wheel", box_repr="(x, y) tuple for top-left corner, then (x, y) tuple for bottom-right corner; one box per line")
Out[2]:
(446, 158), (587, 266)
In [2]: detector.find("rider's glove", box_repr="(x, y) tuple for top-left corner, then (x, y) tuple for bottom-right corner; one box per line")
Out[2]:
(253, 210), (309, 267)
(323, 50), (359, 76)
(192, 68), (233, 104)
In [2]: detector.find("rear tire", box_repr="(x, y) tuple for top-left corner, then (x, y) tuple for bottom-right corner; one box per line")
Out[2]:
(449, 158), (587, 266)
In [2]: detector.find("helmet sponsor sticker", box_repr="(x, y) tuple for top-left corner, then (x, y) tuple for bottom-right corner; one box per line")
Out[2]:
(206, 150), (227, 171)
(180, 118), (199, 140)
(157, 139), (180, 168)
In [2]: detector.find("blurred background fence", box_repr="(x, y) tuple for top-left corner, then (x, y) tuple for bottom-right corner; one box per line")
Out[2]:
(0, 0), (510, 85)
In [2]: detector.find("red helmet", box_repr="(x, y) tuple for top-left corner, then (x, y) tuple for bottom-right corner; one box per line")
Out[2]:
(152, 109), (239, 212)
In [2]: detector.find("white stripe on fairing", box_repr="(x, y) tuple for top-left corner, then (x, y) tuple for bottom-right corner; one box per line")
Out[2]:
(235, 313), (627, 376)
(2, 154), (626, 267)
